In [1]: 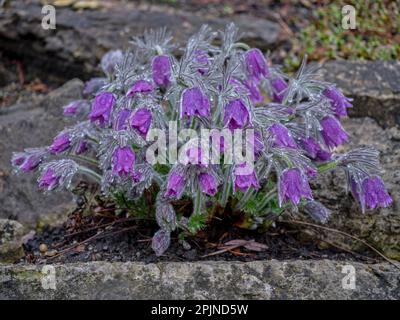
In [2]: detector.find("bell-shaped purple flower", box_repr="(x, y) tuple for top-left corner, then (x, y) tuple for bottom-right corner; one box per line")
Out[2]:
(20, 156), (41, 172)
(152, 229), (171, 256)
(152, 55), (172, 87)
(224, 99), (250, 130)
(323, 86), (352, 118)
(101, 50), (123, 75)
(180, 87), (211, 119)
(234, 163), (260, 193)
(199, 172), (218, 196)
(11, 154), (26, 167)
(279, 168), (312, 206)
(111, 146), (135, 177)
(63, 101), (85, 116)
(89, 92), (115, 125)
(270, 77), (288, 103)
(126, 80), (154, 97)
(268, 123), (297, 149)
(49, 133), (71, 154)
(38, 168), (60, 190)
(165, 172), (185, 199)
(12, 149), (46, 173)
(130, 108), (152, 137)
(244, 48), (269, 82)
(83, 77), (107, 96)
(321, 116), (348, 148)
(114, 108), (131, 131)
(301, 137), (331, 161)
(362, 176), (392, 210)
(303, 200), (331, 223)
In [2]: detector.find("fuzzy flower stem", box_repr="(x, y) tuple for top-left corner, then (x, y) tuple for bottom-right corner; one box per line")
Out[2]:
(317, 160), (338, 173)
(193, 188), (202, 216)
(232, 42), (251, 51)
(87, 135), (100, 144)
(168, 100), (178, 121)
(70, 155), (99, 166)
(190, 117), (197, 130)
(236, 188), (255, 211)
(219, 167), (232, 207)
(78, 166), (102, 183)
(257, 187), (277, 211)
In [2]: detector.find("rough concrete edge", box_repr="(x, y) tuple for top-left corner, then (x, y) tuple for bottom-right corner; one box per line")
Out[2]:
(0, 259), (398, 300)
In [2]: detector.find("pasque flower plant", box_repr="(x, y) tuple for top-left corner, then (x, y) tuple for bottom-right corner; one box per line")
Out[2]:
(12, 24), (392, 255)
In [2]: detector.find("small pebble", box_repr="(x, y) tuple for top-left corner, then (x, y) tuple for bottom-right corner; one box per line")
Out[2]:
(39, 243), (48, 253)
(44, 250), (57, 257)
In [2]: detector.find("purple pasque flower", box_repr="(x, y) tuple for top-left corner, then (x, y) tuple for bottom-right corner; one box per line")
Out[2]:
(321, 116), (348, 149)
(126, 80), (154, 97)
(111, 146), (135, 177)
(114, 108), (132, 131)
(83, 77), (107, 96)
(152, 229), (171, 256)
(195, 50), (210, 75)
(89, 92), (115, 125)
(301, 137), (331, 161)
(130, 108), (152, 137)
(223, 99), (250, 130)
(268, 123), (297, 149)
(199, 172), (218, 196)
(323, 86), (352, 118)
(244, 48), (269, 82)
(165, 171), (185, 199)
(11, 153), (26, 167)
(234, 163), (260, 193)
(270, 77), (288, 103)
(49, 133), (71, 154)
(20, 156), (41, 172)
(362, 176), (392, 210)
(279, 168), (312, 206)
(244, 80), (264, 104)
(180, 87), (211, 118)
(101, 49), (123, 74)
(152, 55), (172, 87)
(63, 100), (85, 116)
(38, 168), (60, 190)
(303, 200), (331, 223)
(12, 149), (46, 173)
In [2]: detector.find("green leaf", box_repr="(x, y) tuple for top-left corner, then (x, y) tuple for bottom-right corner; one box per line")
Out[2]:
(187, 213), (207, 235)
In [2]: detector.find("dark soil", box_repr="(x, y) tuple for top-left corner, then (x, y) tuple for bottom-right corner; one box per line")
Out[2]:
(22, 210), (382, 265)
